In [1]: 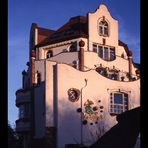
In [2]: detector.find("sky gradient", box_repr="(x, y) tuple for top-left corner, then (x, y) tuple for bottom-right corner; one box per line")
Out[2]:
(8, 0), (140, 126)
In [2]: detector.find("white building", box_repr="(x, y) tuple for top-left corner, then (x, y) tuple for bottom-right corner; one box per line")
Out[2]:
(15, 4), (140, 148)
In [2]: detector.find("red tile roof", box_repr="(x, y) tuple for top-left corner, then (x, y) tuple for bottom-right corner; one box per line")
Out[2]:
(36, 16), (88, 47)
(34, 17), (132, 59)
(118, 40), (130, 55)
(37, 27), (55, 44)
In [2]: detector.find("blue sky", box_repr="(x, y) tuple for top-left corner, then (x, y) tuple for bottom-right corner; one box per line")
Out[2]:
(8, 0), (140, 126)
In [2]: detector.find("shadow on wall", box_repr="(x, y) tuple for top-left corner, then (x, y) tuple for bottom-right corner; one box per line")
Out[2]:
(46, 100), (84, 145)
(45, 104), (56, 148)
(88, 107), (140, 148)
(65, 107), (140, 148)
(32, 98), (140, 148)
(46, 99), (115, 147)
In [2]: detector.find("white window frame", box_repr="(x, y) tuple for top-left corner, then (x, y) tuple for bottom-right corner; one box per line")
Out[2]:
(98, 20), (109, 36)
(93, 44), (115, 61)
(110, 92), (128, 115)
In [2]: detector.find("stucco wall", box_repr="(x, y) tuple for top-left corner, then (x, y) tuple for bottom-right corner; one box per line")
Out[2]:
(34, 4), (139, 147)
(38, 38), (88, 60)
(84, 51), (137, 76)
(45, 61), (57, 127)
(49, 52), (79, 65)
(35, 60), (45, 81)
(46, 63), (140, 148)
(34, 83), (45, 138)
(88, 4), (118, 49)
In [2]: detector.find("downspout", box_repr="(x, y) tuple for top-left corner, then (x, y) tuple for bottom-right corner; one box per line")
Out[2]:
(127, 50), (133, 81)
(79, 40), (85, 71)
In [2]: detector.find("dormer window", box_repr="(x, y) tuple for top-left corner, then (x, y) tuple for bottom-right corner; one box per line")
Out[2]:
(46, 50), (53, 58)
(99, 20), (109, 36)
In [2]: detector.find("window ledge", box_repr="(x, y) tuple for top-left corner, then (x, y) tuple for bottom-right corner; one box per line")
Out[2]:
(99, 34), (109, 37)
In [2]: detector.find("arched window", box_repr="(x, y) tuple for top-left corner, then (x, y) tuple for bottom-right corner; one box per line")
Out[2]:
(46, 50), (53, 58)
(110, 92), (128, 115)
(99, 20), (109, 36)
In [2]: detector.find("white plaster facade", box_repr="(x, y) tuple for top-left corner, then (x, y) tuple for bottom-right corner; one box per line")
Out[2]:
(46, 64), (140, 147)
(15, 4), (140, 148)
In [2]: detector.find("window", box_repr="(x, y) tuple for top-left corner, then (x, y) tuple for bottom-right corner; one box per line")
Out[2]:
(99, 20), (109, 36)
(93, 44), (97, 53)
(93, 44), (115, 61)
(121, 53), (125, 59)
(69, 42), (77, 52)
(19, 104), (31, 118)
(46, 50), (53, 58)
(110, 92), (128, 115)
(110, 48), (115, 61)
(104, 47), (108, 60)
(98, 46), (103, 58)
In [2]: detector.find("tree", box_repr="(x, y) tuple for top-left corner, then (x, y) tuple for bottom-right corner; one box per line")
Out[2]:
(8, 123), (17, 148)
(8, 122), (22, 148)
